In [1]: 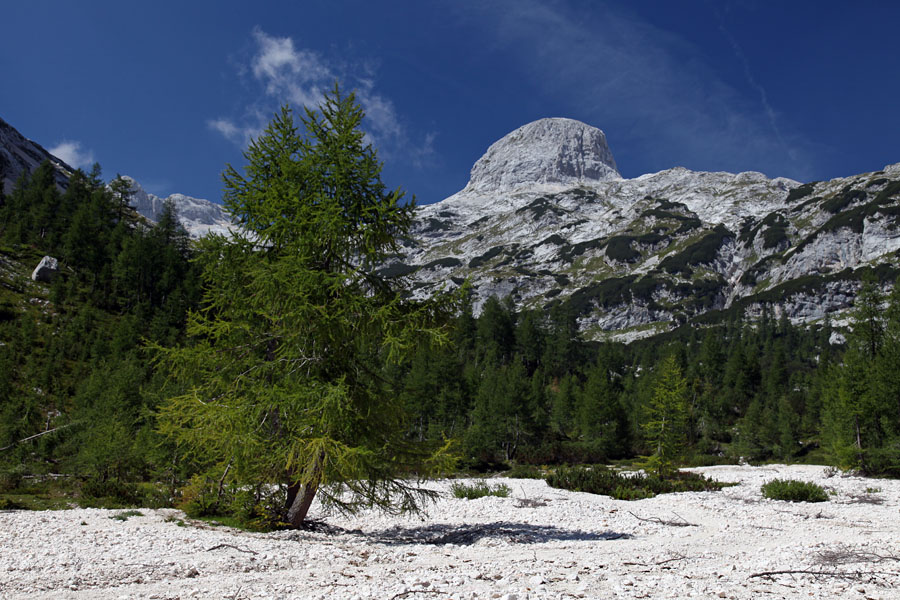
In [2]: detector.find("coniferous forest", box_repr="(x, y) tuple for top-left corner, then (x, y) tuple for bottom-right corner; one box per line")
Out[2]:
(2, 95), (900, 525)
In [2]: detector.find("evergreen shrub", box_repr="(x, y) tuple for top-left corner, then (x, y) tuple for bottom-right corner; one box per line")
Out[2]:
(761, 479), (828, 502)
(505, 464), (545, 479)
(546, 465), (730, 500)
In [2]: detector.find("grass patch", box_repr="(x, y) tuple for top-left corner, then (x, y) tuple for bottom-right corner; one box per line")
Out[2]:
(546, 465), (732, 500)
(761, 479), (828, 502)
(450, 480), (512, 499)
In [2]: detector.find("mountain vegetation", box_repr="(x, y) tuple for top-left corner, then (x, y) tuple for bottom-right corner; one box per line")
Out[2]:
(1, 104), (900, 529)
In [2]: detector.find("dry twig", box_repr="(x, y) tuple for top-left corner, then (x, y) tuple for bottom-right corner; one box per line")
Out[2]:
(389, 591), (449, 600)
(205, 543), (258, 555)
(628, 511), (697, 527)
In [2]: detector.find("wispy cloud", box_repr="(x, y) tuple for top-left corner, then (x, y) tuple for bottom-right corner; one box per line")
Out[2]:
(209, 27), (435, 167)
(49, 140), (95, 169)
(456, 1), (812, 180)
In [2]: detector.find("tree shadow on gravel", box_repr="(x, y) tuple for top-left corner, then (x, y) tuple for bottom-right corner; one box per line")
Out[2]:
(366, 521), (631, 546)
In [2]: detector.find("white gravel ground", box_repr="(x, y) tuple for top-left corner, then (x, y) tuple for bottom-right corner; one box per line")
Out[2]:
(2, 464), (900, 600)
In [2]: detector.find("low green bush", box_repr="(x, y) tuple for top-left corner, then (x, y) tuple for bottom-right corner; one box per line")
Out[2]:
(761, 479), (828, 502)
(110, 509), (144, 521)
(450, 480), (511, 500)
(0, 497), (29, 510)
(546, 465), (731, 500)
(504, 464), (545, 479)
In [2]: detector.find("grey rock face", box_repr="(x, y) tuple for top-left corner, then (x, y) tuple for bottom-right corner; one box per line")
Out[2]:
(31, 256), (59, 283)
(464, 118), (620, 193)
(118, 177), (232, 239)
(0, 117), (72, 195)
(394, 118), (900, 341)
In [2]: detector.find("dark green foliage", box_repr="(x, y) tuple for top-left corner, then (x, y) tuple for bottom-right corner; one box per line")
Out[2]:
(604, 233), (668, 262)
(546, 465), (730, 500)
(450, 480), (511, 499)
(504, 464), (545, 479)
(639, 208), (701, 234)
(423, 257), (463, 270)
(761, 479), (828, 502)
(659, 225), (732, 275)
(377, 261), (417, 278)
(558, 237), (605, 262)
(514, 195), (569, 220)
(605, 236), (640, 262)
(821, 187), (867, 214)
(422, 218), (453, 233)
(740, 212), (792, 250)
(785, 182), (818, 203)
(540, 234), (566, 246)
(468, 245), (505, 268)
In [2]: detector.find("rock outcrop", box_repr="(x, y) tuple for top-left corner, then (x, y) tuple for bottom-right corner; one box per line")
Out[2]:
(464, 118), (619, 194)
(31, 256), (59, 283)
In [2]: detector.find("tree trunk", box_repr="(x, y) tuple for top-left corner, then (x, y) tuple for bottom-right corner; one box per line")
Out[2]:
(285, 456), (324, 528)
(286, 480), (319, 528)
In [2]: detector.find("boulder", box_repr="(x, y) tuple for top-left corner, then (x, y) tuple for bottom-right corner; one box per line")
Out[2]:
(31, 256), (59, 283)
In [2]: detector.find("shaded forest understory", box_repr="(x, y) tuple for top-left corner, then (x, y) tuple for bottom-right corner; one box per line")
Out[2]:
(2, 161), (900, 515)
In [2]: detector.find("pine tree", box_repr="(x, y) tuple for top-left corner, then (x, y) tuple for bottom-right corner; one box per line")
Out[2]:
(641, 355), (688, 477)
(154, 87), (457, 528)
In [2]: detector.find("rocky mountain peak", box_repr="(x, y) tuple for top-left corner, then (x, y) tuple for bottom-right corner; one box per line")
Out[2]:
(463, 118), (620, 193)
(119, 176), (232, 238)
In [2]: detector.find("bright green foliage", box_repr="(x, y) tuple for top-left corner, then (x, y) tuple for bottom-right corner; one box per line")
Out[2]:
(154, 87), (457, 528)
(761, 478), (828, 502)
(450, 480), (511, 499)
(641, 355), (688, 476)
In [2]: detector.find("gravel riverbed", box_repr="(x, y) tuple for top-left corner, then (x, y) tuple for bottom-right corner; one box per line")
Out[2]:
(2, 464), (899, 599)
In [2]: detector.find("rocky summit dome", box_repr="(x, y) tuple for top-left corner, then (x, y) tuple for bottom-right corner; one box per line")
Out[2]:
(464, 118), (620, 193)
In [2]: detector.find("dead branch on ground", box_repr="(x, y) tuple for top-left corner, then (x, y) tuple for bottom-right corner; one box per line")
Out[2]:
(624, 552), (693, 567)
(750, 568), (898, 582)
(388, 591), (449, 600)
(628, 511), (697, 527)
(816, 546), (900, 566)
(205, 543), (258, 555)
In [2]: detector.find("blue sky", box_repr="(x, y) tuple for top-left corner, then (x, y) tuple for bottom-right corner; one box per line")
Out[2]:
(2, 1), (898, 205)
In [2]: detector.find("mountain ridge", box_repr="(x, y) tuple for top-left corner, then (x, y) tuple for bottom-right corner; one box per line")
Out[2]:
(4, 114), (899, 341)
(396, 118), (900, 340)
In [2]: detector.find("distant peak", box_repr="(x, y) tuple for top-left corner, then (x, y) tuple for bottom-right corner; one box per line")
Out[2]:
(464, 118), (620, 193)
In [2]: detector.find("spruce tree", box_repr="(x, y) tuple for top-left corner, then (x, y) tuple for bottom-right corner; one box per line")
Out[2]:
(154, 86), (456, 527)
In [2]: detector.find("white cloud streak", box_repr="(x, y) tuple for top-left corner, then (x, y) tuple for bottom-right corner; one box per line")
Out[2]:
(458, 0), (811, 179)
(209, 28), (435, 167)
(49, 140), (95, 169)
